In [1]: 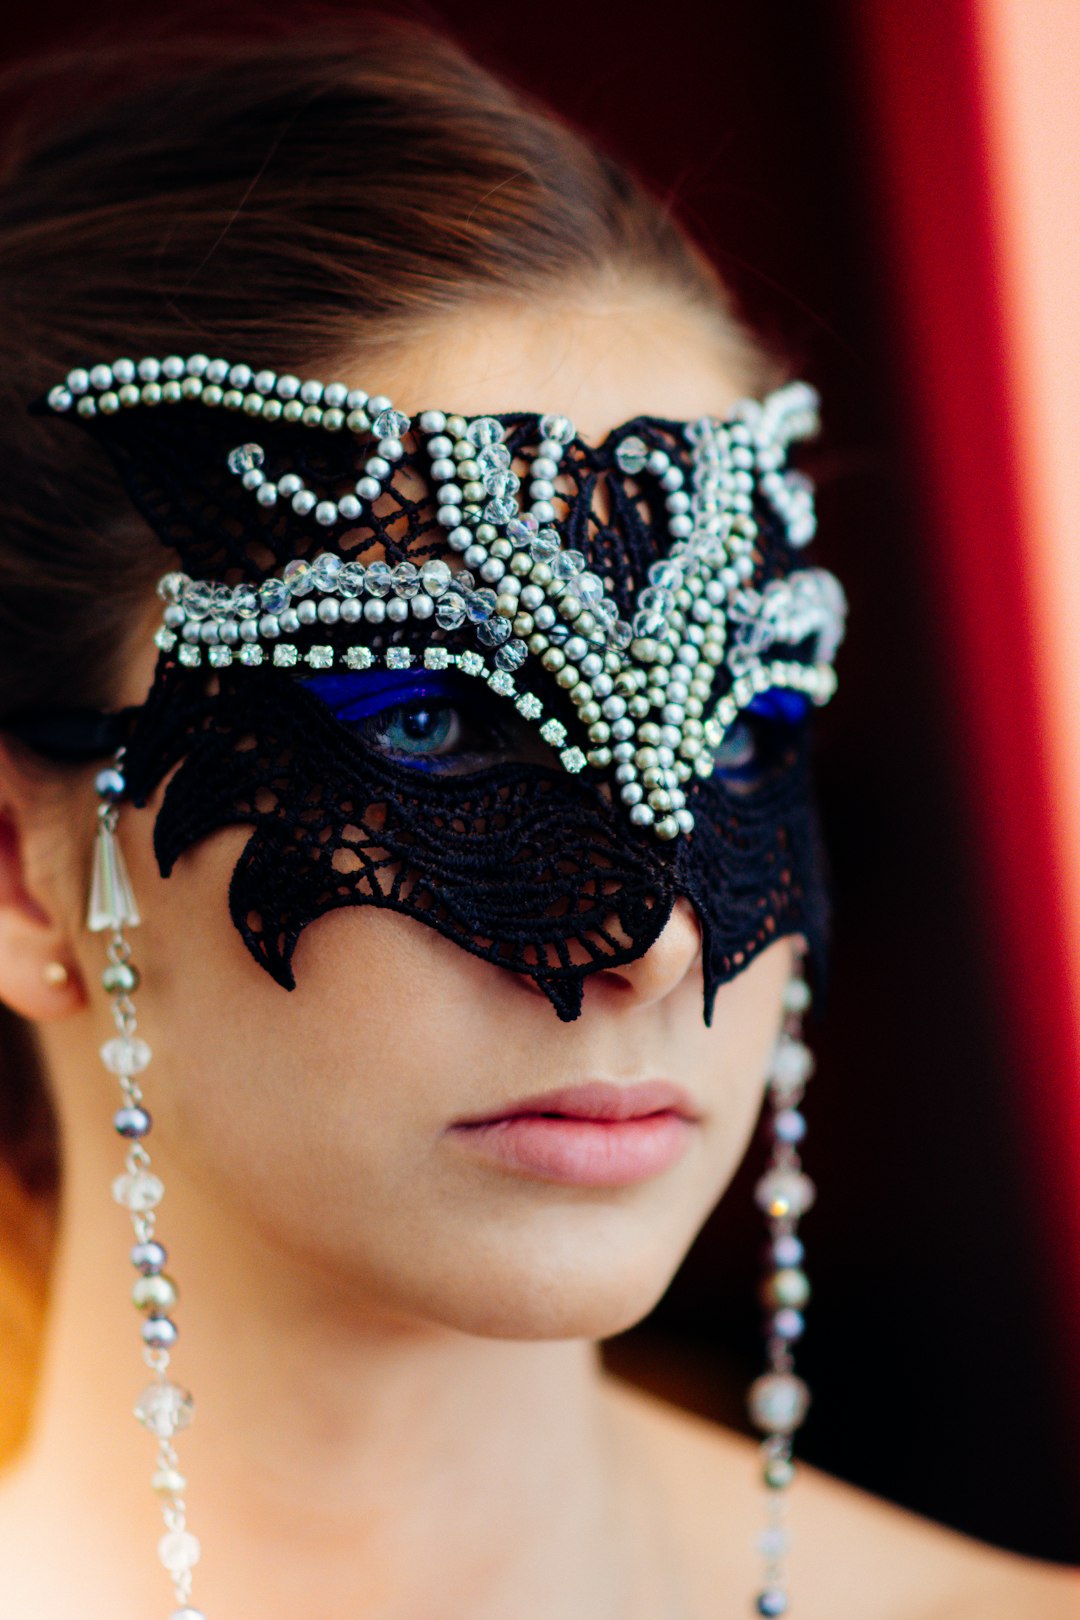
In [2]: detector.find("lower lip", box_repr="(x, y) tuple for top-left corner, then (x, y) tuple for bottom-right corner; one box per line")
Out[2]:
(446, 1112), (694, 1187)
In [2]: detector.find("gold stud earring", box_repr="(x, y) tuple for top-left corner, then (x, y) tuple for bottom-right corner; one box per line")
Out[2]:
(42, 960), (70, 988)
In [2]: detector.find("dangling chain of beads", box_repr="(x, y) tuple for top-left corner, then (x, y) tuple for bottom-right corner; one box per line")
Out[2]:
(90, 755), (205, 1620)
(747, 955), (816, 1617)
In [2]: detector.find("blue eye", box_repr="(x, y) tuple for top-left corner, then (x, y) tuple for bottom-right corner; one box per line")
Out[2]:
(300, 668), (552, 775)
(711, 689), (810, 792)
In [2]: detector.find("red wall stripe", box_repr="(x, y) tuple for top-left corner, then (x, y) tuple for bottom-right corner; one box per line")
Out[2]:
(848, 0), (1080, 1445)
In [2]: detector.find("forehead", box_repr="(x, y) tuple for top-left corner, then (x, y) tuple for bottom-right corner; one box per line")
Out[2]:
(325, 289), (764, 443)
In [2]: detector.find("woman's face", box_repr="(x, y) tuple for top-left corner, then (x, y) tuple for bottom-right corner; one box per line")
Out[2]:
(39, 288), (798, 1341)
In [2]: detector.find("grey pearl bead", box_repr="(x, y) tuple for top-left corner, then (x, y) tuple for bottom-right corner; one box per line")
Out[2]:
(297, 600), (318, 625)
(131, 1240), (167, 1274)
(114, 1106), (152, 1138)
(141, 1316), (178, 1349)
(317, 598), (340, 623)
(386, 598), (409, 623)
(279, 608), (301, 633)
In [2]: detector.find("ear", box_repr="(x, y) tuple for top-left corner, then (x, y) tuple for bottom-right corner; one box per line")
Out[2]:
(0, 745), (88, 1022)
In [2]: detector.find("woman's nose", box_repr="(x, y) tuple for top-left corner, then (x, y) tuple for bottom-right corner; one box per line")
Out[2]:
(586, 895), (702, 1010)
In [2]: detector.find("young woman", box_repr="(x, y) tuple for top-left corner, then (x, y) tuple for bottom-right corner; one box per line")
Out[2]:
(0, 20), (1074, 1620)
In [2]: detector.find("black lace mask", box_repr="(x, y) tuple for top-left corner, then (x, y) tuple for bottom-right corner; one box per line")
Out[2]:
(27, 358), (846, 1021)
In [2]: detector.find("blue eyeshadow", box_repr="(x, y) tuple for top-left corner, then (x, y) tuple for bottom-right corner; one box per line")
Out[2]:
(300, 668), (462, 723)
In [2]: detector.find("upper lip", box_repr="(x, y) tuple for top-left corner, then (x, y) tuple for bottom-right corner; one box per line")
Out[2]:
(450, 1080), (702, 1127)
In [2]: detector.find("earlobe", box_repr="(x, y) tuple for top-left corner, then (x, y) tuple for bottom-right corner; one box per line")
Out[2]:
(0, 802), (88, 1023)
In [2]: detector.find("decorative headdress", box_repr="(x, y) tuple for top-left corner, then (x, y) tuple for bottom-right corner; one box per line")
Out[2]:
(23, 352), (844, 1620)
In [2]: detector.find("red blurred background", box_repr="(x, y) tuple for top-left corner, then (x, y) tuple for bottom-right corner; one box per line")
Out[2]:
(1, 0), (1077, 1562)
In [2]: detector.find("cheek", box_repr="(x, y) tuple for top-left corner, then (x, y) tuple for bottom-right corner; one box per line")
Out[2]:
(117, 804), (790, 1339)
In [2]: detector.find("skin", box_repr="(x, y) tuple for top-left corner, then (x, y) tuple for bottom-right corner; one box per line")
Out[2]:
(0, 286), (1075, 1619)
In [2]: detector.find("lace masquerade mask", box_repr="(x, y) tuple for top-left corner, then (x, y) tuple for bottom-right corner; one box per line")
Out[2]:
(27, 357), (846, 1021)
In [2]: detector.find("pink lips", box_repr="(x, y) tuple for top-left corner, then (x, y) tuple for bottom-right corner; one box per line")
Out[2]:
(445, 1081), (699, 1187)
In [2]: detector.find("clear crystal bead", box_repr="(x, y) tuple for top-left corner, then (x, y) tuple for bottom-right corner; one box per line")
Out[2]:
(747, 1373), (811, 1435)
(632, 610), (666, 639)
(226, 443), (264, 475)
(477, 615), (511, 646)
(551, 549), (585, 580)
(100, 1035), (152, 1075)
(465, 588), (497, 623)
(364, 560), (392, 597)
(483, 468), (519, 499)
(231, 584), (258, 620)
(507, 514), (538, 547)
(435, 591), (467, 631)
(157, 571), (188, 603)
(477, 444), (511, 476)
(282, 559), (313, 596)
(484, 496), (516, 525)
(637, 586), (673, 616)
(495, 639), (528, 672)
(181, 580), (214, 620)
(113, 1171), (165, 1211)
(770, 1036), (814, 1093)
(574, 572), (605, 608)
(338, 561), (366, 596)
(754, 1168), (816, 1219)
(419, 558), (452, 596)
(539, 413), (575, 446)
(259, 579), (290, 614)
(391, 561), (419, 598)
(134, 1381), (194, 1438)
(614, 434), (648, 474)
(648, 559), (684, 590)
(372, 408), (410, 439)
(310, 553), (342, 591)
(465, 416), (504, 448)
(609, 620), (633, 649)
(529, 529), (560, 561)
(158, 1529), (201, 1573)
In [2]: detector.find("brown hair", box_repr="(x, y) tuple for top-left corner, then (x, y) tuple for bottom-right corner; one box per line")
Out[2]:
(0, 15), (759, 1453)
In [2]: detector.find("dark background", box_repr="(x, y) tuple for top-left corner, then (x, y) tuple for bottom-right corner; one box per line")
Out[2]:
(2, 0), (1075, 1563)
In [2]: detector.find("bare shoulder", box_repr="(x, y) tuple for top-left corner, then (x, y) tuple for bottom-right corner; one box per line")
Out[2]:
(599, 1372), (1080, 1620)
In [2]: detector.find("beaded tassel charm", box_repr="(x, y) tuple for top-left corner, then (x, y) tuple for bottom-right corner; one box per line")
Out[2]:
(89, 754), (206, 1620)
(747, 956), (816, 1617)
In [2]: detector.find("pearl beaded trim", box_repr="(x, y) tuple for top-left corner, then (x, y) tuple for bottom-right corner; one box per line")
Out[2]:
(46, 357), (846, 841)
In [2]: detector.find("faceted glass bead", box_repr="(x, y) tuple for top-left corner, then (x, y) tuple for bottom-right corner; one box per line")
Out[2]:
(507, 514), (538, 547)
(477, 444), (511, 476)
(100, 1035), (152, 1075)
(159, 1529), (201, 1573)
(364, 560), (393, 597)
(484, 496), (516, 525)
(419, 558), (452, 596)
(157, 571), (188, 603)
(283, 559), (313, 596)
(754, 1168), (816, 1219)
(648, 559), (684, 590)
(259, 578), (290, 614)
(465, 588), (497, 623)
(206, 584), (234, 622)
(226, 443), (264, 475)
(337, 561), (366, 596)
(495, 639), (528, 671)
(181, 580), (214, 620)
(770, 1036), (814, 1094)
(632, 610), (666, 639)
(574, 572), (605, 608)
(614, 434), (648, 474)
(391, 561), (420, 597)
(477, 615), (511, 646)
(310, 553), (343, 591)
(747, 1372), (811, 1435)
(483, 468), (520, 499)
(231, 585), (258, 620)
(372, 407), (410, 439)
(465, 416), (504, 448)
(638, 586), (674, 616)
(435, 592), (467, 631)
(551, 549), (585, 580)
(529, 529), (560, 561)
(609, 620), (633, 649)
(539, 413), (575, 446)
(113, 1171), (164, 1212)
(134, 1381), (194, 1438)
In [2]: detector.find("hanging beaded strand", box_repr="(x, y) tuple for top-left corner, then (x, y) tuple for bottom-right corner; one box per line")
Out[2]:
(89, 754), (205, 1620)
(747, 953), (816, 1617)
